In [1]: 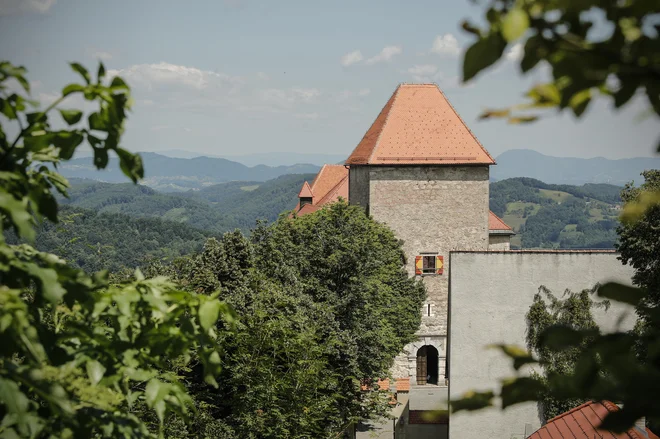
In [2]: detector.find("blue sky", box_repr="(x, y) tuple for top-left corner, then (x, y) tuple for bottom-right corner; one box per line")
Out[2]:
(1, 0), (658, 160)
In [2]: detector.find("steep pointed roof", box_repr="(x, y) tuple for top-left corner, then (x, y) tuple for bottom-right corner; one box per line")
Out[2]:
(345, 83), (495, 166)
(298, 181), (314, 198)
(489, 211), (515, 235)
(292, 165), (349, 217)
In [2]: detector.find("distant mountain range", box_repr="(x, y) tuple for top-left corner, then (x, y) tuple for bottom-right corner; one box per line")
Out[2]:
(63, 149), (659, 191)
(60, 152), (320, 191)
(153, 150), (348, 167)
(492, 150), (660, 185)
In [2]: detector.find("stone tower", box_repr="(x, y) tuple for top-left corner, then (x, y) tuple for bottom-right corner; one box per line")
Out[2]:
(344, 83), (495, 384)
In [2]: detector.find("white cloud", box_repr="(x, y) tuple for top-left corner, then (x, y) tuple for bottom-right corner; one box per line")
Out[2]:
(256, 72), (269, 81)
(408, 64), (439, 82)
(506, 42), (523, 61)
(258, 87), (321, 109)
(107, 62), (244, 92)
(430, 34), (460, 56)
(365, 45), (403, 65)
(358, 88), (370, 97)
(340, 50), (364, 67)
(0, 0), (55, 15)
(93, 51), (113, 61)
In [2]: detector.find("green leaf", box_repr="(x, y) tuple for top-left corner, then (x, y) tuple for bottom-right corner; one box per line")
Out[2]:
(58, 109), (83, 125)
(614, 81), (638, 108)
(70, 63), (91, 84)
(501, 8), (529, 42)
(500, 377), (545, 408)
(62, 84), (84, 97)
(450, 390), (494, 412)
(597, 282), (646, 306)
(569, 89), (592, 117)
(521, 36), (543, 73)
(25, 264), (66, 303)
(599, 408), (641, 433)
(508, 115), (539, 124)
(199, 300), (222, 331)
(539, 325), (588, 351)
(97, 62), (106, 83)
(0, 191), (34, 241)
(86, 360), (106, 385)
(489, 344), (537, 370)
(463, 33), (506, 82)
(116, 148), (144, 183)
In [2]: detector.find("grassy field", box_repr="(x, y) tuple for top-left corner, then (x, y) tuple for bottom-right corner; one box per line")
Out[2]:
(538, 189), (574, 203)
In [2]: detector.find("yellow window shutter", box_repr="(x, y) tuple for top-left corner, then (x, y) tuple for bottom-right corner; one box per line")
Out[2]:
(415, 256), (423, 275)
(436, 256), (444, 275)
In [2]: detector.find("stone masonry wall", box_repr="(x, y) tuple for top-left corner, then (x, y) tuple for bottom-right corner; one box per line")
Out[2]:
(366, 166), (490, 336)
(488, 234), (511, 251)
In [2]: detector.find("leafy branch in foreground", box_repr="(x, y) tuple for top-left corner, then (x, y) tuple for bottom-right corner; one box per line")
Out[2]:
(462, 0), (660, 147)
(0, 61), (233, 438)
(450, 281), (660, 433)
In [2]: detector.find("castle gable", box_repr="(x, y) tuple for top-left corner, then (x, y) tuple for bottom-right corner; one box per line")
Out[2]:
(345, 83), (496, 166)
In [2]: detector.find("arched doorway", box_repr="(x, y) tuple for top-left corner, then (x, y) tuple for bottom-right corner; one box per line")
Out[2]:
(416, 345), (439, 385)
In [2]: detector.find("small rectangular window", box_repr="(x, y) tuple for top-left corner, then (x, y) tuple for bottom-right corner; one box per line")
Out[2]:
(422, 256), (436, 274)
(415, 254), (443, 275)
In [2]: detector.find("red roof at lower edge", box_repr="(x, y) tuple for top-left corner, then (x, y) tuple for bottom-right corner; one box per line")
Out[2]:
(527, 401), (659, 439)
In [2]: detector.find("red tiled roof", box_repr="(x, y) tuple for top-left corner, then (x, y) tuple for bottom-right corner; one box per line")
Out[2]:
(527, 401), (659, 439)
(394, 378), (410, 393)
(345, 84), (495, 166)
(298, 181), (313, 198)
(293, 165), (348, 217)
(489, 211), (514, 232)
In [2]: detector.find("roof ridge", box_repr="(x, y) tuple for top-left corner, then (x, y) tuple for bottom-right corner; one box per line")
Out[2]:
(310, 164), (328, 194)
(437, 87), (496, 165)
(298, 181), (314, 198)
(367, 84), (401, 164)
(317, 174), (348, 205)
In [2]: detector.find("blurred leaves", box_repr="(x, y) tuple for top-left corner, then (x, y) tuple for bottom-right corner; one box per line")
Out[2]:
(461, 0), (660, 142)
(0, 61), (233, 438)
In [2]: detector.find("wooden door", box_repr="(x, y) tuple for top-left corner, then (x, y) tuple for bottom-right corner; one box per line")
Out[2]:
(416, 346), (427, 385)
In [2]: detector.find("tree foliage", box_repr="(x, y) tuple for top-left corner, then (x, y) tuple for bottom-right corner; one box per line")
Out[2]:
(463, 0), (660, 140)
(0, 61), (231, 438)
(525, 286), (609, 421)
(146, 202), (426, 438)
(453, 0), (660, 432)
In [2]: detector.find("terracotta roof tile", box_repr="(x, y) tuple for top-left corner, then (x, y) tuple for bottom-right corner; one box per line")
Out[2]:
(489, 211), (514, 233)
(345, 84), (495, 166)
(293, 165), (349, 217)
(298, 181), (313, 198)
(527, 401), (659, 439)
(394, 378), (410, 392)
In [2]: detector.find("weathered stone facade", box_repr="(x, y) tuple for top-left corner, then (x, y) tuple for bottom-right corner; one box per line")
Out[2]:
(349, 164), (490, 381)
(488, 234), (511, 250)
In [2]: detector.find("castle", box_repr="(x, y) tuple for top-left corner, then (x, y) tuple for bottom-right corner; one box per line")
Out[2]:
(293, 84), (637, 439)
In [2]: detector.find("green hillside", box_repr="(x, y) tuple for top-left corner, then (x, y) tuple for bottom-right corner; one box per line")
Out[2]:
(490, 178), (622, 249)
(6, 205), (216, 273)
(47, 175), (624, 272)
(63, 173), (315, 234)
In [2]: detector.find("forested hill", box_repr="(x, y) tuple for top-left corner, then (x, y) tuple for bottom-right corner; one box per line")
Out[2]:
(33, 174), (628, 272)
(63, 173), (315, 233)
(6, 205), (216, 273)
(490, 178), (623, 249)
